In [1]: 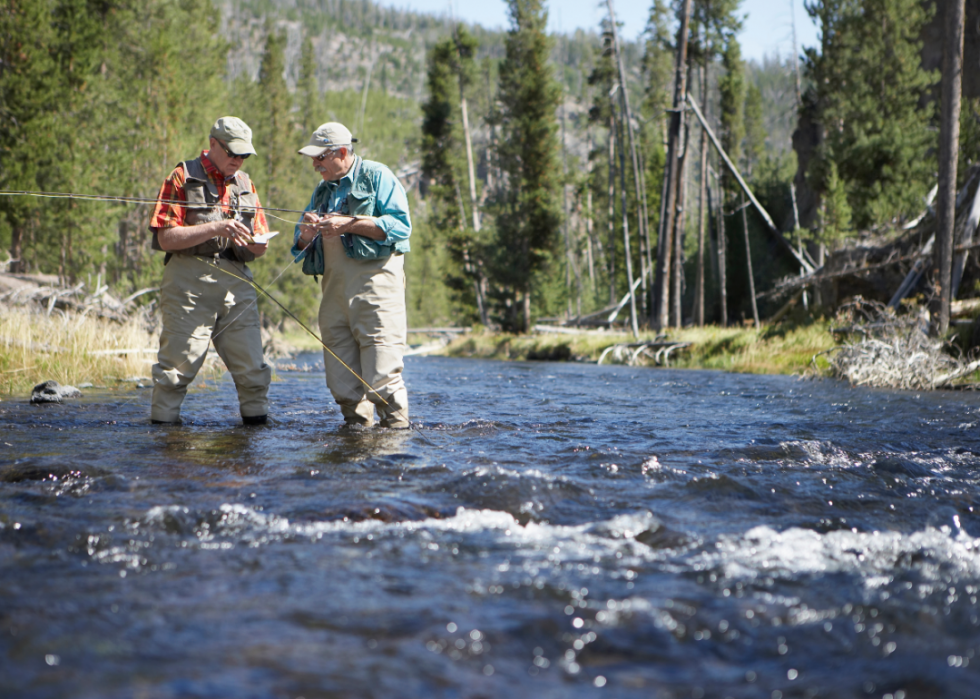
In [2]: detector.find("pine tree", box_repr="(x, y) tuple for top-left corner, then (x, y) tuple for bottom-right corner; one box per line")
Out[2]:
(804, 0), (937, 231)
(587, 27), (619, 306)
(0, 0), (59, 273)
(820, 160), (852, 246)
(255, 25), (292, 209)
(743, 82), (765, 179)
(420, 30), (486, 322)
(297, 37), (320, 135)
(960, 97), (980, 185)
(491, 0), (562, 332)
(123, 0), (229, 287)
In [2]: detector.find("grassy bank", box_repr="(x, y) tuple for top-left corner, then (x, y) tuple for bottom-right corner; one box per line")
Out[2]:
(440, 322), (837, 375)
(0, 307), (159, 397)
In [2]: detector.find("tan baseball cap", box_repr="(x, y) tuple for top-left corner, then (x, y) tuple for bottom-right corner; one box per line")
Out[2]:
(298, 122), (358, 157)
(210, 116), (256, 156)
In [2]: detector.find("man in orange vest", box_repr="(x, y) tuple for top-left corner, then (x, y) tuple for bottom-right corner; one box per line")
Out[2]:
(148, 117), (273, 425)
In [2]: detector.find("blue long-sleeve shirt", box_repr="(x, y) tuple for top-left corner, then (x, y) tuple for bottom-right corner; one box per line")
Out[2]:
(291, 155), (412, 259)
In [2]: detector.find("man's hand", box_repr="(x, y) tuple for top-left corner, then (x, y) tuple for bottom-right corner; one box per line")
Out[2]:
(298, 212), (321, 248)
(244, 241), (268, 258)
(315, 214), (352, 240)
(214, 219), (253, 247)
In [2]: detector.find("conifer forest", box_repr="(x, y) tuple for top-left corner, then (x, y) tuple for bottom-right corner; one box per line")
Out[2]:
(2, 0), (979, 335)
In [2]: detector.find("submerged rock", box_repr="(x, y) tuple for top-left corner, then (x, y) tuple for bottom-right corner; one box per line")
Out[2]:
(30, 380), (82, 404)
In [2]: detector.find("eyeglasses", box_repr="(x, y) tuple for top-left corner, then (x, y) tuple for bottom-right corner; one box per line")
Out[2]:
(216, 140), (250, 160)
(314, 147), (346, 162)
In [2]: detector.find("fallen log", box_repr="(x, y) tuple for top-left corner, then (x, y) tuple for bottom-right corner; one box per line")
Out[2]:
(597, 339), (690, 367)
(759, 239), (980, 302)
(951, 298), (980, 317)
(687, 93), (814, 274)
(758, 165), (980, 312)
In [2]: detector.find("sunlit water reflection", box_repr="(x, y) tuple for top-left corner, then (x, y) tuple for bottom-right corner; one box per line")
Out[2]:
(2, 355), (980, 698)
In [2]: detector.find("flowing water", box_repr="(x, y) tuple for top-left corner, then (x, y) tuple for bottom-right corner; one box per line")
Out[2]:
(2, 355), (980, 698)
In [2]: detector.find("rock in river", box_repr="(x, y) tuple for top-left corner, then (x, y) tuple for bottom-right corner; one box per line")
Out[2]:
(30, 380), (82, 404)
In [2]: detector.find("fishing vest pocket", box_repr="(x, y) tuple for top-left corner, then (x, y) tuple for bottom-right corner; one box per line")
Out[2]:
(340, 232), (393, 260)
(341, 175), (391, 260)
(301, 235), (324, 280)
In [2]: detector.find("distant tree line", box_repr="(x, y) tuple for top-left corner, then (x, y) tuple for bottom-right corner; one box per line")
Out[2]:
(3, 0), (977, 333)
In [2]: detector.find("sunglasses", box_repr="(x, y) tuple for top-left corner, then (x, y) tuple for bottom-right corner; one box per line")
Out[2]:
(216, 140), (250, 160)
(315, 147), (346, 162)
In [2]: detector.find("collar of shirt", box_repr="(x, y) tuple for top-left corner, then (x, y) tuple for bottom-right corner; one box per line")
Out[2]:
(200, 150), (240, 186)
(325, 155), (360, 193)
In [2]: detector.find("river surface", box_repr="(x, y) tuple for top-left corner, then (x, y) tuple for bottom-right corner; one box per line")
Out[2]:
(2, 355), (980, 698)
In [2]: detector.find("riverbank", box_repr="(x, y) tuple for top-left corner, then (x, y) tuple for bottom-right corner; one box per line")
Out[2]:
(0, 300), (837, 398)
(439, 322), (837, 375)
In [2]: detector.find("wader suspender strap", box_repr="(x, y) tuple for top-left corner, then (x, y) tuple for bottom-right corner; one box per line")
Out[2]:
(163, 159), (221, 266)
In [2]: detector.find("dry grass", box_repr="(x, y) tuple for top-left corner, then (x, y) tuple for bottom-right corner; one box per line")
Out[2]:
(0, 306), (159, 397)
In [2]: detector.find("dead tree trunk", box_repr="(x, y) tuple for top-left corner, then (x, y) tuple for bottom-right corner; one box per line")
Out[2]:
(654, 0), (693, 329)
(715, 171), (728, 326)
(934, 0), (967, 336)
(741, 194), (760, 328)
(607, 0), (648, 323)
(672, 123), (689, 328)
(460, 97), (481, 233)
(561, 82), (572, 319)
(695, 60), (709, 326)
(614, 105), (639, 336)
(585, 127), (597, 295)
(607, 115), (617, 305)
(9, 225), (24, 274)
(653, 141), (671, 325)
(687, 93), (813, 273)
(638, 148), (654, 316)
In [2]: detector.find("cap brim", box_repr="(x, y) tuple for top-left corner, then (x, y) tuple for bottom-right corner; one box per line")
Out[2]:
(298, 145), (328, 157)
(225, 138), (256, 156)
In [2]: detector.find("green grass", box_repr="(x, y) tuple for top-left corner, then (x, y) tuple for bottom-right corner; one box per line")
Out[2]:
(440, 321), (837, 375)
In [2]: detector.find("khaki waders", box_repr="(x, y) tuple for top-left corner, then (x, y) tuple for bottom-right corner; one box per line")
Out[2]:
(151, 255), (271, 422)
(318, 235), (409, 428)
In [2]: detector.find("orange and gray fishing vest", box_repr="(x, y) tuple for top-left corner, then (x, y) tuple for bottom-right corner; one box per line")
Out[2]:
(151, 157), (258, 263)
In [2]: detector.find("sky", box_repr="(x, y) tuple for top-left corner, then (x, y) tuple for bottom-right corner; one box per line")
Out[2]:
(376, 0), (820, 63)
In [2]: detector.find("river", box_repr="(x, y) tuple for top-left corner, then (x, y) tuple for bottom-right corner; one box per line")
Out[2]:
(2, 355), (979, 698)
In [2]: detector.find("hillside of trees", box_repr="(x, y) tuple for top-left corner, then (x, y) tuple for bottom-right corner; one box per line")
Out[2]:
(2, 0), (978, 334)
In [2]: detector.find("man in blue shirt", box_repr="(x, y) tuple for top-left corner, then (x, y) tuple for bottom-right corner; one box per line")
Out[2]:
(294, 123), (412, 429)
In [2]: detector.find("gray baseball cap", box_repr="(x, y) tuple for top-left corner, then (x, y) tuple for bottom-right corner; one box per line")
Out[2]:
(298, 122), (358, 157)
(210, 116), (256, 156)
